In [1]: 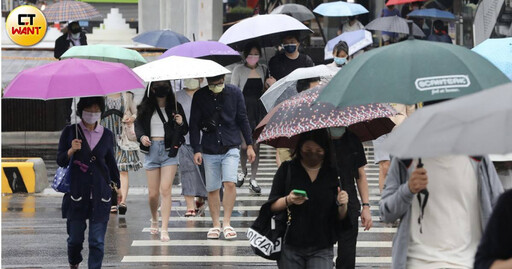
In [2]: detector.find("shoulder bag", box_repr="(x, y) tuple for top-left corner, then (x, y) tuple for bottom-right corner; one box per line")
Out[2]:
(154, 105), (185, 158)
(247, 164), (292, 260)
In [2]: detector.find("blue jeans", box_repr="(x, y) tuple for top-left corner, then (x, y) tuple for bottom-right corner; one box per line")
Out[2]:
(67, 219), (108, 269)
(202, 148), (240, 192)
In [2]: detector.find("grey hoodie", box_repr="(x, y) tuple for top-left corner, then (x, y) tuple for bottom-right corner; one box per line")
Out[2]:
(379, 156), (504, 269)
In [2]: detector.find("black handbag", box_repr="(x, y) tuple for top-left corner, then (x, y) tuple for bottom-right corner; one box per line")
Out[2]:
(247, 164), (292, 260)
(154, 106), (185, 158)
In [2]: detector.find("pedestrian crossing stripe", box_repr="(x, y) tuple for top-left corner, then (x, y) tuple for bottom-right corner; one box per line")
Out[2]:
(157, 216), (383, 222)
(140, 227), (397, 233)
(130, 240), (392, 248)
(121, 256), (391, 264)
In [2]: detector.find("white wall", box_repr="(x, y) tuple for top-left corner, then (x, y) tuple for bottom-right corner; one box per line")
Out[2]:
(138, 0), (222, 41)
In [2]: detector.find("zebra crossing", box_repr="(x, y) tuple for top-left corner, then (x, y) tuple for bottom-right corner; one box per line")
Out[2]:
(121, 145), (394, 268)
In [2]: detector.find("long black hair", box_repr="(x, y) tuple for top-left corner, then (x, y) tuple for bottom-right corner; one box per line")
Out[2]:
(136, 80), (177, 120)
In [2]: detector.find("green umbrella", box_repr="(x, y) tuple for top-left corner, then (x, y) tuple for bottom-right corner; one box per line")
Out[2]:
(60, 44), (147, 68)
(316, 39), (510, 108)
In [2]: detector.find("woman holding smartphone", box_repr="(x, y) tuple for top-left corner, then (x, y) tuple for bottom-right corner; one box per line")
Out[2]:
(268, 129), (349, 269)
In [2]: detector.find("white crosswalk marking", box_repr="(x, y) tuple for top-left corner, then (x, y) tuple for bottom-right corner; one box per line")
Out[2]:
(122, 145), (394, 267)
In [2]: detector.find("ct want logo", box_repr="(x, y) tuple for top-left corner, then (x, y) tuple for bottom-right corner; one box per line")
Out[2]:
(415, 75), (471, 95)
(6, 5), (47, 46)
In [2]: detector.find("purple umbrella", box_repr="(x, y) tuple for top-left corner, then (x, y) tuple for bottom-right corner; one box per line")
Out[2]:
(159, 41), (242, 66)
(3, 59), (145, 100)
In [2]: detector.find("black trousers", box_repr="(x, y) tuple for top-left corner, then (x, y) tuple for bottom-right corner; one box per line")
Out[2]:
(335, 207), (359, 269)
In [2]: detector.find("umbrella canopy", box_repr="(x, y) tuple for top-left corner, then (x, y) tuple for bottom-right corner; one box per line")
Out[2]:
(380, 82), (512, 158)
(43, 1), (102, 22)
(365, 16), (425, 37)
(60, 44), (147, 68)
(472, 38), (512, 80)
(260, 65), (337, 112)
(313, 1), (369, 17)
(3, 59), (145, 100)
(407, 8), (456, 21)
(132, 29), (190, 49)
(218, 14), (313, 50)
(324, 29), (373, 59)
(158, 41), (242, 66)
(316, 39), (510, 108)
(271, 4), (316, 22)
(133, 55), (231, 82)
(255, 85), (396, 148)
(386, 0), (425, 6)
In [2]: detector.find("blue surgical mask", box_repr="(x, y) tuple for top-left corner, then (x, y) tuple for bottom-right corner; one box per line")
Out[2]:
(283, 44), (297, 54)
(334, 57), (347, 66)
(329, 127), (346, 138)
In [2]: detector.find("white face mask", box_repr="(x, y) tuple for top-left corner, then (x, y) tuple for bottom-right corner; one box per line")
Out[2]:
(71, 32), (80, 39)
(183, 78), (200, 90)
(82, 111), (101, 125)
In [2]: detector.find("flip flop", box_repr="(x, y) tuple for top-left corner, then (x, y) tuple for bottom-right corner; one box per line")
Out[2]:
(223, 226), (237, 240)
(207, 227), (221, 239)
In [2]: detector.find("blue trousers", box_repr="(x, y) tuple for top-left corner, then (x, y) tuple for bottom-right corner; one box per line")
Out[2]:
(67, 219), (108, 269)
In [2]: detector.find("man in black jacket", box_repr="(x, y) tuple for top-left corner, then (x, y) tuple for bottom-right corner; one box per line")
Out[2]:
(190, 74), (255, 240)
(54, 21), (87, 126)
(54, 21), (87, 59)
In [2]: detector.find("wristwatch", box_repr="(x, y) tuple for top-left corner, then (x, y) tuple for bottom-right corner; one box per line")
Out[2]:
(362, 203), (370, 208)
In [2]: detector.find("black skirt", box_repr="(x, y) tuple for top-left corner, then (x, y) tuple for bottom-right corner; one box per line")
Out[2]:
(243, 78), (267, 131)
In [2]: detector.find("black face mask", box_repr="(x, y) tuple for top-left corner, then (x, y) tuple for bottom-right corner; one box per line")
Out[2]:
(153, 86), (169, 97)
(301, 150), (324, 167)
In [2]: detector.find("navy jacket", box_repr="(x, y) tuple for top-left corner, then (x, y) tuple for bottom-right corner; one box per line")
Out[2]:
(189, 84), (253, 154)
(57, 124), (120, 223)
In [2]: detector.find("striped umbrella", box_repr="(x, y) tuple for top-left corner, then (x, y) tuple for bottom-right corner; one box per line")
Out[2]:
(44, 1), (102, 22)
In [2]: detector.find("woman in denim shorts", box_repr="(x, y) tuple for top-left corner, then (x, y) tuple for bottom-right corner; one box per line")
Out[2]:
(135, 80), (188, 242)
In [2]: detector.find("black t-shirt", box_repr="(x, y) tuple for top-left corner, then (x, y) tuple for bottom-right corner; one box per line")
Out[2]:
(268, 53), (315, 81)
(333, 130), (367, 208)
(269, 159), (343, 250)
(474, 189), (512, 268)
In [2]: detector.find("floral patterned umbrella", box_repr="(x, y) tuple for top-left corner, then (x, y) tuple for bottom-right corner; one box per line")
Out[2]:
(254, 85), (396, 148)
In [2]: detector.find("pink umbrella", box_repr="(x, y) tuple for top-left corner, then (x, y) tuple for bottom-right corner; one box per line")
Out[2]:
(3, 59), (145, 100)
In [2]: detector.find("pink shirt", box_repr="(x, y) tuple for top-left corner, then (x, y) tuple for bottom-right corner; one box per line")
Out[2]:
(79, 121), (104, 150)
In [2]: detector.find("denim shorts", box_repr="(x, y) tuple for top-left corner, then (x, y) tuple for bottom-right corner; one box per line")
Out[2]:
(202, 148), (240, 192)
(143, 141), (179, 170)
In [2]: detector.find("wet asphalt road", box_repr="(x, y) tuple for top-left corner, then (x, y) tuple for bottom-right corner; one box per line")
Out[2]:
(1, 146), (394, 268)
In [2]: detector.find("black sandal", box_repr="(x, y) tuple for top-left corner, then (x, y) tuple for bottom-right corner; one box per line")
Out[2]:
(118, 203), (127, 215)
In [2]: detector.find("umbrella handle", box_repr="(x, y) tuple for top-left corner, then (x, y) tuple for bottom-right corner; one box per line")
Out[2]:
(74, 97), (78, 139)
(417, 158), (423, 168)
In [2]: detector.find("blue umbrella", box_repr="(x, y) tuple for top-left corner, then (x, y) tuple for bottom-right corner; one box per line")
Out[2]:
(132, 29), (190, 49)
(324, 29), (373, 59)
(407, 8), (456, 21)
(472, 37), (512, 80)
(313, 1), (369, 17)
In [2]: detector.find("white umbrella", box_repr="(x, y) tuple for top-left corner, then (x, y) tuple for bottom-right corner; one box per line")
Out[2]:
(324, 30), (373, 60)
(218, 14), (313, 50)
(260, 65), (337, 112)
(380, 82), (512, 158)
(132, 56), (231, 82)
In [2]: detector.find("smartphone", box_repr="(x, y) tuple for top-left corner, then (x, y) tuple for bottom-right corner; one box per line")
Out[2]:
(292, 189), (308, 198)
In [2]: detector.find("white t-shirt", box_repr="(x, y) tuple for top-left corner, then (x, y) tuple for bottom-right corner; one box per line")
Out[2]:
(341, 20), (364, 33)
(150, 107), (167, 137)
(407, 156), (482, 269)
